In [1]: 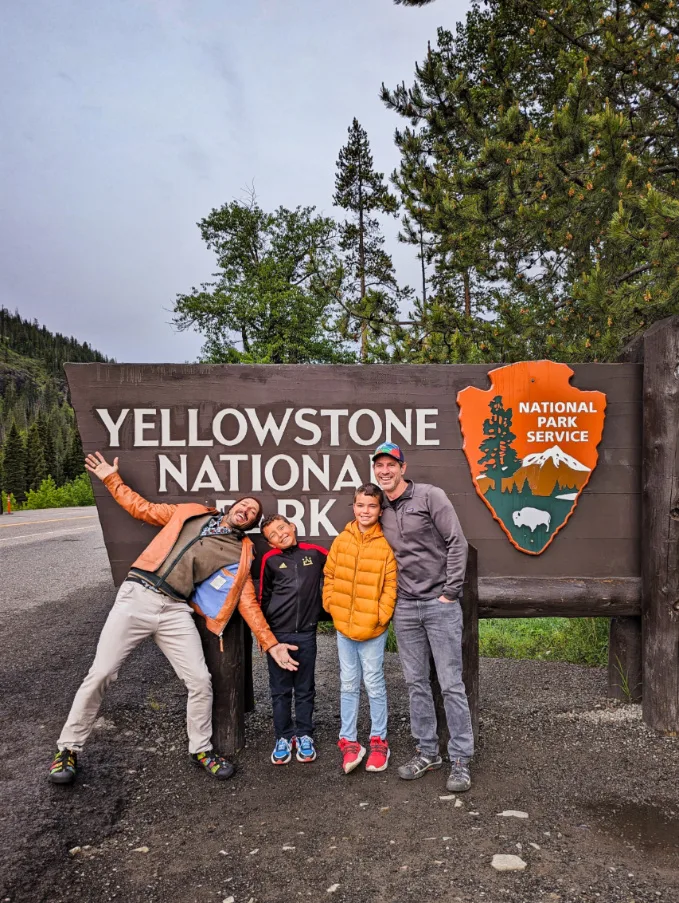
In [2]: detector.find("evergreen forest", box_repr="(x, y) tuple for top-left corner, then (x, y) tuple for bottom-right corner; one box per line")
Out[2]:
(0, 308), (110, 508)
(175, 0), (679, 365)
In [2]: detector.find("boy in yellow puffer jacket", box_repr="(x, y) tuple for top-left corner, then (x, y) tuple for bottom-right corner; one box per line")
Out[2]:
(323, 483), (397, 774)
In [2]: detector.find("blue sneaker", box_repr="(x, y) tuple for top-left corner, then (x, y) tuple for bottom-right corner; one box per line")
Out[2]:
(296, 735), (317, 763)
(271, 737), (293, 765)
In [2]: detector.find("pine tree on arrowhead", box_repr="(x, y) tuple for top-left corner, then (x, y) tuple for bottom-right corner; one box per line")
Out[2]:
(2, 421), (27, 504)
(333, 118), (405, 361)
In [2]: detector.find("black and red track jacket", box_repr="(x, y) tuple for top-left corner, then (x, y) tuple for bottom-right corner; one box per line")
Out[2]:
(258, 543), (328, 634)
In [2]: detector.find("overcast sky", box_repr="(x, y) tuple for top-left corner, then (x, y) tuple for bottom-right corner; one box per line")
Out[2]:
(1, 0), (469, 363)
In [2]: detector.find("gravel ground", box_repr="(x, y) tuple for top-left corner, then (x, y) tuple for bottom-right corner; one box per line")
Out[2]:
(1, 577), (678, 903)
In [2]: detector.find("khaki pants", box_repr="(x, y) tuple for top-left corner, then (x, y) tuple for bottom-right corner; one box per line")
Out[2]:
(58, 580), (213, 754)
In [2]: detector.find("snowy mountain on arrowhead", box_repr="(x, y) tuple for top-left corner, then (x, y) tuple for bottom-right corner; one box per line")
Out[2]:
(522, 445), (590, 472)
(476, 444), (592, 497)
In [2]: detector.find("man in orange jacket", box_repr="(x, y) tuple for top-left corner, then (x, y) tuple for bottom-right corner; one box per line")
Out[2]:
(48, 451), (298, 785)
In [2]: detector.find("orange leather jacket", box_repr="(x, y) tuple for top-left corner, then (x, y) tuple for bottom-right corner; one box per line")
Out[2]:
(103, 473), (277, 650)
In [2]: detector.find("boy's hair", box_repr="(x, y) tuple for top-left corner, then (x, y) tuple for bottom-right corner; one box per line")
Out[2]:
(260, 513), (291, 537)
(353, 483), (385, 506)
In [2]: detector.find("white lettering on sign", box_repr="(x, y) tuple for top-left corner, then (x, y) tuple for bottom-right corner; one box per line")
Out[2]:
(518, 401), (597, 414)
(212, 409), (247, 446)
(159, 454), (187, 492)
(95, 405), (441, 536)
(97, 408), (129, 447)
(416, 409), (440, 445)
(519, 400), (597, 446)
(294, 409), (322, 446)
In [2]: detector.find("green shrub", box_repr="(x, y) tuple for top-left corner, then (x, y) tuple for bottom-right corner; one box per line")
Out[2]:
(21, 473), (94, 509)
(1, 491), (17, 513)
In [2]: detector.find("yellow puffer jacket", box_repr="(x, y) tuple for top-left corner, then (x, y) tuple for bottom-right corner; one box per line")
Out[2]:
(323, 521), (397, 641)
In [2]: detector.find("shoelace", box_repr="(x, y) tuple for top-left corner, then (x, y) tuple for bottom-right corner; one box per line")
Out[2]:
(52, 750), (73, 772)
(408, 754), (432, 770)
(342, 741), (361, 754)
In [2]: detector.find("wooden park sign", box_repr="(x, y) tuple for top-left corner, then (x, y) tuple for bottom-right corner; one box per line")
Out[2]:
(65, 315), (679, 736)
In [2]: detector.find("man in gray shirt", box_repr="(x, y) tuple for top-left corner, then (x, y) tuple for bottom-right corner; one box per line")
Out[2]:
(373, 442), (474, 792)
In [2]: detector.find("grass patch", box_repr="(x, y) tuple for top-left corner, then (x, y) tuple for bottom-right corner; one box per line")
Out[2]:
(479, 617), (609, 667)
(319, 616), (609, 667)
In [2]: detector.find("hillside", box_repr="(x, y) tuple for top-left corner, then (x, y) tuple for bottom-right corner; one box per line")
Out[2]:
(0, 307), (111, 503)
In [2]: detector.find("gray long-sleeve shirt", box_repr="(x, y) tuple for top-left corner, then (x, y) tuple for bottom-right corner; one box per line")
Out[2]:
(380, 481), (468, 601)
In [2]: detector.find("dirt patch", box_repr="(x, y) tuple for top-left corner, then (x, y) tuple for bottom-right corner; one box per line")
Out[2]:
(1, 587), (678, 903)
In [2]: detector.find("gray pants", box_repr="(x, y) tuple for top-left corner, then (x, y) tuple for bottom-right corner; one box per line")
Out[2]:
(393, 596), (474, 763)
(58, 581), (213, 754)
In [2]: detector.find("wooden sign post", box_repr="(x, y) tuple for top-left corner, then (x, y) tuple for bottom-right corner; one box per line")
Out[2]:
(641, 316), (679, 732)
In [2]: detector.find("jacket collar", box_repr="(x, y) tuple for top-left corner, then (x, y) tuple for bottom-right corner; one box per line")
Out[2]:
(346, 520), (384, 542)
(385, 479), (414, 507)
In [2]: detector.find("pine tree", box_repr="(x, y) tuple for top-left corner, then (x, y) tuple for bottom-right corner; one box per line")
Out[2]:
(25, 421), (48, 492)
(63, 425), (85, 482)
(478, 396), (521, 488)
(333, 118), (405, 361)
(36, 409), (57, 481)
(384, 1), (679, 361)
(3, 421), (27, 503)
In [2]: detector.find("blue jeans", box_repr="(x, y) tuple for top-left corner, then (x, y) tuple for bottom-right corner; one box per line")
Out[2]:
(336, 630), (388, 741)
(393, 597), (474, 762)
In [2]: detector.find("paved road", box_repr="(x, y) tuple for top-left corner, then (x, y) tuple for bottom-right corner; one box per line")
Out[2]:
(0, 506), (112, 617)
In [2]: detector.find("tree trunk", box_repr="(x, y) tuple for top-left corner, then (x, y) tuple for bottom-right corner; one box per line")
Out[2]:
(419, 220), (427, 313)
(357, 158), (367, 363)
(641, 315), (679, 732)
(463, 269), (471, 318)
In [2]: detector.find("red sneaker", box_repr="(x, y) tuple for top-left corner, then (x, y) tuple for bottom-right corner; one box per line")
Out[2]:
(338, 738), (366, 774)
(365, 736), (390, 772)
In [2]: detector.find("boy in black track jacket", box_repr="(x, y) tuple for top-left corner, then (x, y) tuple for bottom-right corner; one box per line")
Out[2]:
(259, 514), (327, 765)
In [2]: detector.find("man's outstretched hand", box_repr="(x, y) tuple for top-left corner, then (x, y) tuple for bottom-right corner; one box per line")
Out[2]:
(268, 643), (299, 671)
(85, 451), (119, 482)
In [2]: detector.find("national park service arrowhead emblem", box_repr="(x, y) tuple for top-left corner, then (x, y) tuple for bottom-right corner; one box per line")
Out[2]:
(457, 361), (606, 555)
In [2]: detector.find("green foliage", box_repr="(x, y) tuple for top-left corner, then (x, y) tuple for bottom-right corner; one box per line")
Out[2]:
(0, 307), (107, 497)
(479, 617), (609, 666)
(173, 196), (354, 364)
(25, 421), (48, 492)
(0, 307), (109, 382)
(62, 424), (85, 483)
(2, 421), (26, 504)
(384, 0), (679, 361)
(333, 119), (409, 361)
(20, 473), (95, 509)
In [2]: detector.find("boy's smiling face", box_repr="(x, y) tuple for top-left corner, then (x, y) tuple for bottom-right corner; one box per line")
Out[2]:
(353, 492), (382, 532)
(263, 517), (298, 550)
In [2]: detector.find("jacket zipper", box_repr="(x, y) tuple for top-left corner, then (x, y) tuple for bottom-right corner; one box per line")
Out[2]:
(349, 534), (363, 633)
(216, 544), (253, 652)
(160, 516), (241, 585)
(294, 550), (301, 631)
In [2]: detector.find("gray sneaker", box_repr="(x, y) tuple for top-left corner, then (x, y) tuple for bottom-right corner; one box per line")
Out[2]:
(397, 752), (443, 780)
(446, 758), (471, 792)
